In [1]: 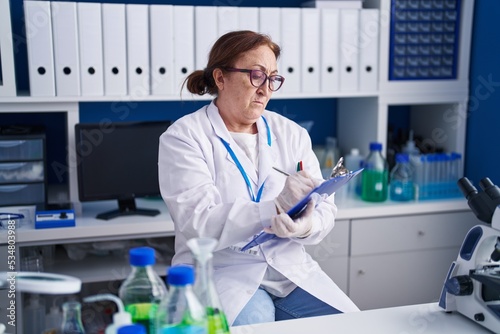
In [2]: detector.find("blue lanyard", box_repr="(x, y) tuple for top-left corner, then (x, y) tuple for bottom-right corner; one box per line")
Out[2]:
(220, 116), (271, 202)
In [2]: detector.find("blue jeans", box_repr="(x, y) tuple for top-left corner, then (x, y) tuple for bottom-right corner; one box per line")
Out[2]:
(232, 287), (342, 326)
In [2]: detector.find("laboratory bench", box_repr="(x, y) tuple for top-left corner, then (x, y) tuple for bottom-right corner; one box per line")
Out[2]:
(229, 303), (495, 334)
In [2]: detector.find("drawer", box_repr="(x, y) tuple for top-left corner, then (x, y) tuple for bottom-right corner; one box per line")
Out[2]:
(0, 139), (44, 161)
(351, 211), (481, 256)
(0, 183), (45, 206)
(0, 161), (44, 184)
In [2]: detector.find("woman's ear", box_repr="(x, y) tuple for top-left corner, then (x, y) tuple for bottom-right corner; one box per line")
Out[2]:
(213, 68), (224, 91)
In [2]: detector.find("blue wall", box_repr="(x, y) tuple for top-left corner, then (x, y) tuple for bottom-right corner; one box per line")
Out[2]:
(465, 1), (500, 186)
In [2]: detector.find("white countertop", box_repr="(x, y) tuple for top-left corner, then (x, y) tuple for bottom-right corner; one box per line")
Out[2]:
(229, 303), (494, 334)
(0, 197), (471, 246)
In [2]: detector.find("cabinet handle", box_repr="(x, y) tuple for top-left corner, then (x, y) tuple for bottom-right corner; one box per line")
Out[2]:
(358, 269), (365, 275)
(418, 230), (425, 236)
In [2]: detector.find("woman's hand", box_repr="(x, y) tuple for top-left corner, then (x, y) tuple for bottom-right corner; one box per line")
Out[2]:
(274, 170), (318, 214)
(265, 199), (315, 238)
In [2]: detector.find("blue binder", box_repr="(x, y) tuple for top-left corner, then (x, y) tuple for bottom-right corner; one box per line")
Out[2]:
(241, 168), (363, 251)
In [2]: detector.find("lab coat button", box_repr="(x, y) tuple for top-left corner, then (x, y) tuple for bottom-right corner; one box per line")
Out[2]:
(267, 258), (273, 264)
(247, 290), (253, 295)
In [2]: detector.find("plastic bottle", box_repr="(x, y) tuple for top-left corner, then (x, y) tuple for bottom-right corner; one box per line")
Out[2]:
(321, 137), (340, 179)
(361, 142), (389, 202)
(44, 299), (63, 334)
(187, 238), (230, 334)
(155, 265), (207, 334)
(83, 294), (132, 334)
(61, 301), (85, 334)
(390, 153), (415, 201)
(402, 130), (420, 156)
(344, 148), (364, 198)
(24, 294), (46, 334)
(119, 247), (168, 334)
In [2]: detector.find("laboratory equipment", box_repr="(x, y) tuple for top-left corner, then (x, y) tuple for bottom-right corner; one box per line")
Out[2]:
(119, 247), (168, 334)
(389, 153), (414, 201)
(187, 238), (230, 334)
(24, 294), (46, 333)
(155, 265), (207, 334)
(83, 294), (132, 334)
(61, 301), (85, 334)
(321, 137), (340, 179)
(361, 142), (388, 202)
(439, 177), (500, 333)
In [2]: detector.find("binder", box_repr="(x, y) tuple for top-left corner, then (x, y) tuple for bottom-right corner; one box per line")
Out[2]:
(173, 6), (195, 95)
(259, 7), (281, 46)
(126, 4), (150, 97)
(238, 7), (259, 32)
(217, 6), (239, 37)
(195, 6), (217, 70)
(339, 9), (360, 92)
(359, 9), (379, 92)
(241, 168), (364, 251)
(77, 2), (104, 96)
(150, 5), (174, 96)
(51, 2), (80, 96)
(320, 8), (340, 93)
(301, 8), (320, 93)
(280, 8), (301, 94)
(0, 0), (16, 97)
(24, 0), (55, 96)
(102, 3), (127, 96)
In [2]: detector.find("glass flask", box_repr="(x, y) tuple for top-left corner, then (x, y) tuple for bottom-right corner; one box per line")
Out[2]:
(187, 238), (230, 334)
(61, 301), (85, 334)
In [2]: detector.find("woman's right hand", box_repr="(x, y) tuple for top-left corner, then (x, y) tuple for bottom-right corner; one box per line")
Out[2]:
(274, 170), (318, 214)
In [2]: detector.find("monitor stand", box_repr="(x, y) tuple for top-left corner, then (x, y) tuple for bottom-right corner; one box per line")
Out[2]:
(96, 198), (160, 220)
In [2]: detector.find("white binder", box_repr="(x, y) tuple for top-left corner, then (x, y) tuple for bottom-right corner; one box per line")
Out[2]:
(173, 6), (194, 95)
(126, 4), (150, 97)
(77, 2), (103, 96)
(359, 9), (379, 92)
(301, 8), (320, 93)
(259, 7), (281, 46)
(24, 0), (55, 96)
(195, 6), (217, 70)
(102, 3), (127, 96)
(0, 0), (16, 96)
(339, 9), (360, 92)
(238, 7), (259, 32)
(320, 8), (340, 93)
(280, 8), (301, 94)
(217, 6), (239, 37)
(150, 5), (174, 96)
(51, 1), (80, 96)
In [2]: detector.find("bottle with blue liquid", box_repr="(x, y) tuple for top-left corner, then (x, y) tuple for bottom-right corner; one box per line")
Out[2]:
(390, 153), (415, 201)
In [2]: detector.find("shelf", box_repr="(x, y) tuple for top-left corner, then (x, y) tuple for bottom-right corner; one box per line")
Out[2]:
(45, 246), (170, 283)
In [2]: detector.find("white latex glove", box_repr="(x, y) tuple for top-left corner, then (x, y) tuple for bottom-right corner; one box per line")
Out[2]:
(265, 199), (315, 238)
(274, 170), (317, 214)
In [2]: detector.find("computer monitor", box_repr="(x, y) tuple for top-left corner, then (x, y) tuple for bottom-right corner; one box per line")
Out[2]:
(74, 120), (171, 220)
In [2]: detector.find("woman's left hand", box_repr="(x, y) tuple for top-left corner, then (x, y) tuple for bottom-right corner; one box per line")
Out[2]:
(265, 199), (315, 238)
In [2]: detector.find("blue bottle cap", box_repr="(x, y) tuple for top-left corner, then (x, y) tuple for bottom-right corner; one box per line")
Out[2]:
(117, 324), (146, 334)
(395, 153), (409, 163)
(369, 142), (382, 151)
(168, 265), (195, 286)
(129, 247), (156, 267)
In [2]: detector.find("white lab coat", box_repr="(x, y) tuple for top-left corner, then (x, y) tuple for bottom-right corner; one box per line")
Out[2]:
(158, 101), (359, 324)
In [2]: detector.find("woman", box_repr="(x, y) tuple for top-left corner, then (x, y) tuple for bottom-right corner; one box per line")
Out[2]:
(158, 30), (359, 326)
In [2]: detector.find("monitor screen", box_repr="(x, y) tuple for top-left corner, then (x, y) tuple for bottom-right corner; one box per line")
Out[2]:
(75, 120), (171, 220)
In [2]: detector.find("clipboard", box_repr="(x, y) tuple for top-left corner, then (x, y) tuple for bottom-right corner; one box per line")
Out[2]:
(241, 168), (363, 251)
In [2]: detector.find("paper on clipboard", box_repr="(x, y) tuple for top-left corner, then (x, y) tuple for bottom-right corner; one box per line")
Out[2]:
(241, 168), (363, 251)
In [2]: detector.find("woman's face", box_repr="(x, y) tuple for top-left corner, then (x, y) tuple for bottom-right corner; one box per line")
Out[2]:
(215, 45), (278, 132)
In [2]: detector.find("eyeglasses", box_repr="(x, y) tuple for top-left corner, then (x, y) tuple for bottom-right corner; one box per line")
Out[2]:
(224, 68), (285, 92)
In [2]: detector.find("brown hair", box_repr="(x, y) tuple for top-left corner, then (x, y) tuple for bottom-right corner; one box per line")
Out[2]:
(183, 30), (281, 96)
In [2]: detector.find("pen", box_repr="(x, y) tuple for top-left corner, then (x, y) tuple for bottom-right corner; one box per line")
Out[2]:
(272, 166), (290, 176)
(297, 161), (303, 172)
(273, 161), (303, 177)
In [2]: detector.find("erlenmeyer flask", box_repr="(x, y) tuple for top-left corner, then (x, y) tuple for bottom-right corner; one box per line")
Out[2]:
(61, 301), (85, 334)
(187, 237), (230, 334)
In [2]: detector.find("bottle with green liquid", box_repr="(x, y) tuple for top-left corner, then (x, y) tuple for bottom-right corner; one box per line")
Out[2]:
(187, 238), (230, 334)
(119, 247), (168, 334)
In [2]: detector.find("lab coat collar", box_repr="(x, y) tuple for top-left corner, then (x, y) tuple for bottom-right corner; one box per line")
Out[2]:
(206, 101), (277, 193)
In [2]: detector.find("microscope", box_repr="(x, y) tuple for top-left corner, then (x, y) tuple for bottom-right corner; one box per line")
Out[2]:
(439, 177), (500, 332)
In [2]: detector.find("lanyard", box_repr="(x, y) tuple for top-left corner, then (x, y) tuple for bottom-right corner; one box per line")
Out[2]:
(220, 116), (271, 202)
